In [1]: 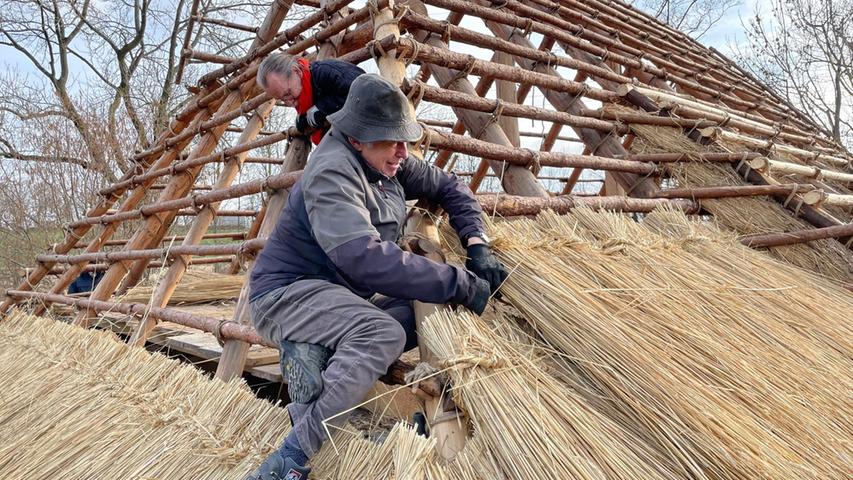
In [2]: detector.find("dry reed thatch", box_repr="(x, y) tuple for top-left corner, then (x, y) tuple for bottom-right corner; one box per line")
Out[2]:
(5, 208), (851, 479)
(0, 311), (477, 479)
(485, 209), (852, 479)
(0, 310), (288, 479)
(609, 104), (851, 282)
(122, 269), (245, 305)
(422, 307), (685, 479)
(0, 312), (429, 479)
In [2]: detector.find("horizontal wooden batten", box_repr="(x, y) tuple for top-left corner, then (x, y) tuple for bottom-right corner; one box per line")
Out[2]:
(740, 224), (853, 248)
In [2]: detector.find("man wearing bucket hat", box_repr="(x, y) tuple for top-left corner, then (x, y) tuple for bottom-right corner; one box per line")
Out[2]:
(246, 74), (508, 479)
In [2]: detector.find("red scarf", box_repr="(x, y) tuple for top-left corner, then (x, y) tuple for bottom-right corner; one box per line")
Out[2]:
(294, 58), (323, 145)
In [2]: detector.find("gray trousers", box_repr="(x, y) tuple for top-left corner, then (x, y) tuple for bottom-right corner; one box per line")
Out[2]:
(251, 279), (415, 456)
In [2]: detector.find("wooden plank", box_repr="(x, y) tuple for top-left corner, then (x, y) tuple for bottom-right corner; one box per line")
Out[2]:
(165, 332), (279, 366)
(93, 312), (278, 367)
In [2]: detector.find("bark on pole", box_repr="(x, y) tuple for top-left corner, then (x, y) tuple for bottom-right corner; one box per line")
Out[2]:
(29, 100), (224, 317)
(128, 100), (277, 347)
(470, 50), (521, 191)
(475, 8), (660, 198)
(740, 224), (853, 248)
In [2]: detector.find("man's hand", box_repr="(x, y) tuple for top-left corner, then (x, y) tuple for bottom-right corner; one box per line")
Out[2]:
(305, 106), (326, 128)
(462, 277), (491, 315)
(466, 244), (509, 295)
(295, 107), (327, 134)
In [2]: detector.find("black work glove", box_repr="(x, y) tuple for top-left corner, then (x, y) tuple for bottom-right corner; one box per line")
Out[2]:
(462, 277), (491, 315)
(295, 113), (309, 133)
(466, 244), (509, 295)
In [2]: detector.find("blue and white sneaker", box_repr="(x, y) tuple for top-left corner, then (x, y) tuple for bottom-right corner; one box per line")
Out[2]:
(246, 454), (311, 480)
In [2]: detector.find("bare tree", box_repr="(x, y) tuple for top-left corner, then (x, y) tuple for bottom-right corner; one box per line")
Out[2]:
(0, 0), (277, 287)
(735, 0), (852, 148)
(631, 0), (741, 38)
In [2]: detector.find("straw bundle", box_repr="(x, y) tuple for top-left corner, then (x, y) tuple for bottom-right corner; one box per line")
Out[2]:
(421, 307), (684, 479)
(488, 209), (852, 479)
(0, 310), (289, 479)
(122, 269), (245, 304)
(310, 422), (438, 479)
(612, 104), (851, 282)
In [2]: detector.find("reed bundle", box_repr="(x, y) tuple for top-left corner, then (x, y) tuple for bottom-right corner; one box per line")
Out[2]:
(0, 310), (289, 479)
(488, 209), (852, 478)
(616, 105), (851, 282)
(422, 307), (684, 479)
(122, 269), (245, 305)
(310, 422), (439, 479)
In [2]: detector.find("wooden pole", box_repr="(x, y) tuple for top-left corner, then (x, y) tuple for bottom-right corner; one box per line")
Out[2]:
(746, 157), (853, 184)
(378, 1), (474, 460)
(28, 89), (227, 317)
(213, 0), (347, 381)
(128, 97), (277, 346)
(410, 2), (548, 197)
(740, 224), (853, 248)
(477, 194), (699, 215)
(469, 50), (523, 193)
(699, 127), (851, 170)
(801, 190), (853, 208)
(475, 11), (660, 198)
(654, 184), (811, 199)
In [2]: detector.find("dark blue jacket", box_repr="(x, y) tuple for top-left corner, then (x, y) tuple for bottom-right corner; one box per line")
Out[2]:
(249, 130), (485, 307)
(68, 271), (105, 294)
(309, 60), (365, 117)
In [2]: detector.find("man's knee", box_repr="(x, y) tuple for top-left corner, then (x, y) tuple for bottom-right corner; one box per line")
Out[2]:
(368, 316), (407, 363)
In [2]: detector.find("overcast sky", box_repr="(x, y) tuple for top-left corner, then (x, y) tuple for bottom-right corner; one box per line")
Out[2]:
(701, 0), (771, 54)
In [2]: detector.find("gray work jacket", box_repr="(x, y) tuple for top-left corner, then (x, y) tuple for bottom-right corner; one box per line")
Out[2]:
(249, 129), (486, 306)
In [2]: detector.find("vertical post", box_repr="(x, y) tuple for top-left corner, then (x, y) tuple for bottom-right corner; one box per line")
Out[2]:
(373, 1), (472, 460)
(213, 1), (350, 380)
(470, 51), (520, 192)
(407, 0), (548, 197)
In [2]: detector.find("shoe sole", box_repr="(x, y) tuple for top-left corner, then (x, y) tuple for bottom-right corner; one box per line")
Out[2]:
(280, 341), (332, 404)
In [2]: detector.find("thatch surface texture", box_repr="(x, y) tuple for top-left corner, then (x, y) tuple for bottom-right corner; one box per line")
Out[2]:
(0, 311), (290, 479)
(618, 108), (852, 282)
(456, 209), (851, 479)
(0, 312), (471, 479)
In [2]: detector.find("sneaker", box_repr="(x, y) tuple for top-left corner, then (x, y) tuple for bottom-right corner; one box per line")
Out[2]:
(279, 340), (332, 404)
(246, 454), (311, 480)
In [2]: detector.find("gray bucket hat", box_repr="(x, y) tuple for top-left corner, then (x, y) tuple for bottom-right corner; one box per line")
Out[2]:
(327, 73), (423, 143)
